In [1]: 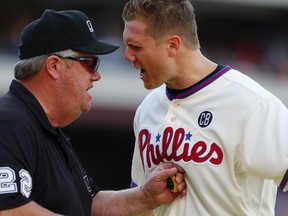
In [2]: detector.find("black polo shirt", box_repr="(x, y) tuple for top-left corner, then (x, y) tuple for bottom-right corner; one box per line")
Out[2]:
(0, 80), (99, 216)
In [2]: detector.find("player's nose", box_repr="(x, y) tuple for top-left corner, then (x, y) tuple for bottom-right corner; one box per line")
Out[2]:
(124, 47), (136, 62)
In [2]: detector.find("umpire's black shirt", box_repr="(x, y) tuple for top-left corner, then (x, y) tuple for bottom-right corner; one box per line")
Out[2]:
(0, 80), (99, 216)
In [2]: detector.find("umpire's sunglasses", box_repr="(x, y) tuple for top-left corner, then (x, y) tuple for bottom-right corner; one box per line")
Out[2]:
(53, 54), (100, 73)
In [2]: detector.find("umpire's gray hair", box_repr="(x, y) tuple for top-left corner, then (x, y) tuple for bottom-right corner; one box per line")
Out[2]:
(14, 49), (77, 80)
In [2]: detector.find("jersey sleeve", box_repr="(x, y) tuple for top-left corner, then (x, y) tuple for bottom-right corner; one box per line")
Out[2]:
(130, 108), (146, 188)
(0, 120), (36, 210)
(130, 139), (146, 188)
(241, 97), (288, 191)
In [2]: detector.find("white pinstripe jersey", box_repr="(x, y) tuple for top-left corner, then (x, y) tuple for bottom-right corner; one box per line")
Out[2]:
(130, 66), (288, 216)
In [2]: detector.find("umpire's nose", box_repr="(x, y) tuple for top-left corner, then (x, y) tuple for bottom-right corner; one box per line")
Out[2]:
(91, 71), (101, 81)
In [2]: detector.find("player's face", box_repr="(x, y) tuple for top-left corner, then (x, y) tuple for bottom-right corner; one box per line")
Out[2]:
(123, 19), (176, 90)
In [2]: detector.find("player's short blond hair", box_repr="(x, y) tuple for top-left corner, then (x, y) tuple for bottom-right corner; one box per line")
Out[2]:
(122, 0), (200, 49)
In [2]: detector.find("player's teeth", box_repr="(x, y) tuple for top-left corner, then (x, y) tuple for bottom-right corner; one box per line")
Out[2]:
(140, 71), (144, 78)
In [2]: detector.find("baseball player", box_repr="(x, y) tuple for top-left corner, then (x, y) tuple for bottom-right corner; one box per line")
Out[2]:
(122, 0), (288, 215)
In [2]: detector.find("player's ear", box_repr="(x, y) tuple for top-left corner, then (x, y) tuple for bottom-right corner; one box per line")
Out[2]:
(167, 35), (180, 57)
(45, 55), (62, 79)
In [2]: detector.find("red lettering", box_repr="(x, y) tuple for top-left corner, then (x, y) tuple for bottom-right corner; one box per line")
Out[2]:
(138, 128), (224, 168)
(162, 127), (173, 160)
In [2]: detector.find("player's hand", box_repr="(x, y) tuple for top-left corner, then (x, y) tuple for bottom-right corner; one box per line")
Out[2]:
(141, 162), (186, 208)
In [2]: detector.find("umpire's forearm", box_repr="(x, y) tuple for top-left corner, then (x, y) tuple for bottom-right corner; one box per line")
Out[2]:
(91, 188), (154, 216)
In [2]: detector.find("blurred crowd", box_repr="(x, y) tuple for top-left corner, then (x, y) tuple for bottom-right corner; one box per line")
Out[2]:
(1, 3), (288, 82)
(201, 33), (288, 82)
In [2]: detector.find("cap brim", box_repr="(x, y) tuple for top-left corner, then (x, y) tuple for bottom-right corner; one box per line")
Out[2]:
(74, 40), (119, 55)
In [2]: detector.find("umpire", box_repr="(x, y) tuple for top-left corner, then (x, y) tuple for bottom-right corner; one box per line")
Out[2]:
(0, 9), (186, 216)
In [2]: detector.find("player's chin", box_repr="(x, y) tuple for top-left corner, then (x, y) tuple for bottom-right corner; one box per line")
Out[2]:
(143, 81), (162, 90)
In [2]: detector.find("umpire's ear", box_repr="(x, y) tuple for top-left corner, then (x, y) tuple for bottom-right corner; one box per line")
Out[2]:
(45, 55), (63, 80)
(167, 35), (181, 57)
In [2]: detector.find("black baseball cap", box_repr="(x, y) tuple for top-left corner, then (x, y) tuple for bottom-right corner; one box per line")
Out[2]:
(18, 9), (119, 60)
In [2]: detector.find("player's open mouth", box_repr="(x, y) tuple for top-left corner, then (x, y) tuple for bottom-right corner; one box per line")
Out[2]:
(140, 69), (145, 78)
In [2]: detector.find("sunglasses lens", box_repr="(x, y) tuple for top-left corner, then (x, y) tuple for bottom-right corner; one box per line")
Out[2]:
(54, 55), (100, 73)
(81, 57), (99, 72)
(93, 57), (100, 72)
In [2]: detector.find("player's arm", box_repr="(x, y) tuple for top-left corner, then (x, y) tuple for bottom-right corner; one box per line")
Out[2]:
(91, 162), (186, 216)
(0, 201), (64, 216)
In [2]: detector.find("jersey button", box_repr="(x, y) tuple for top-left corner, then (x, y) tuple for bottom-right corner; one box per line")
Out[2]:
(171, 117), (176, 122)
